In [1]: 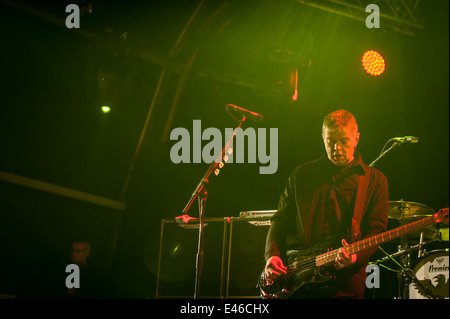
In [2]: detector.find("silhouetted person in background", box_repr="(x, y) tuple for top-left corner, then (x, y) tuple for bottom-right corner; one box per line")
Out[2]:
(66, 240), (92, 297)
(17, 238), (114, 298)
(64, 239), (115, 299)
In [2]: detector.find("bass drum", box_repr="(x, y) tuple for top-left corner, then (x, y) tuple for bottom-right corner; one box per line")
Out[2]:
(408, 250), (449, 299)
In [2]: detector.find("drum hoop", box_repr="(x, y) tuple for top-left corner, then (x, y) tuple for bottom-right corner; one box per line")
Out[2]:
(408, 249), (449, 299)
(412, 249), (449, 272)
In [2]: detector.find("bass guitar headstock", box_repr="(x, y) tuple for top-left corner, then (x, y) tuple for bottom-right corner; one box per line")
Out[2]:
(433, 207), (449, 224)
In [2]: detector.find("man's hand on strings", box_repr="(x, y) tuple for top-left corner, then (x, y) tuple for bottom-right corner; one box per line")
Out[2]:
(334, 239), (357, 270)
(265, 256), (287, 282)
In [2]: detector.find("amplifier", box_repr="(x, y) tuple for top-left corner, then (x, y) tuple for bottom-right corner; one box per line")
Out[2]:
(155, 217), (228, 298)
(226, 214), (273, 298)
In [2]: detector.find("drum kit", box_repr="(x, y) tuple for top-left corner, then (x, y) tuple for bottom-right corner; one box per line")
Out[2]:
(371, 200), (449, 299)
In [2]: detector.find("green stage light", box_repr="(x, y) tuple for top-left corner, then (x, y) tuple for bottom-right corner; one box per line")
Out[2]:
(101, 106), (111, 113)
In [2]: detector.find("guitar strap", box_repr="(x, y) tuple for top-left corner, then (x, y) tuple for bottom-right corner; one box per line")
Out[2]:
(351, 169), (370, 242)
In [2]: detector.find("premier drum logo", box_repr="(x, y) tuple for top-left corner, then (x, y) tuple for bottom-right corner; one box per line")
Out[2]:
(410, 254), (449, 299)
(428, 257), (449, 272)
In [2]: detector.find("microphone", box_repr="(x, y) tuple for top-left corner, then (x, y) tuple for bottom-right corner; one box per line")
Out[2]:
(227, 104), (264, 121)
(392, 136), (419, 143)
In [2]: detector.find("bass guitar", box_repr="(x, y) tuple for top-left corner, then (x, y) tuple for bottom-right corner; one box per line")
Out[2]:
(258, 208), (449, 299)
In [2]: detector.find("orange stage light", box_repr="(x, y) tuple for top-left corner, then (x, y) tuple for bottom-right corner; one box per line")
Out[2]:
(361, 50), (385, 76)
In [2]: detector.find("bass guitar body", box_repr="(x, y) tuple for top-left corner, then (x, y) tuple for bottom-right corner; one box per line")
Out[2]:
(258, 208), (449, 299)
(258, 247), (336, 299)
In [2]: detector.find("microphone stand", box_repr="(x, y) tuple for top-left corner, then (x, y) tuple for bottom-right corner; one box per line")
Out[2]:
(369, 137), (439, 298)
(181, 114), (249, 299)
(369, 139), (400, 167)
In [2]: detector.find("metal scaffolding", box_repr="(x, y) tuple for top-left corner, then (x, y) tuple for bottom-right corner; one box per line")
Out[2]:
(297, 0), (424, 36)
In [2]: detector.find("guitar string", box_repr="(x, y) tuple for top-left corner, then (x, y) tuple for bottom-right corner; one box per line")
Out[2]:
(282, 251), (337, 277)
(277, 218), (435, 279)
(280, 258), (326, 279)
(263, 215), (444, 291)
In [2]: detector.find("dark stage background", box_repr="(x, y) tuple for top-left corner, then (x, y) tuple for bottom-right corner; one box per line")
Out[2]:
(0, 0), (448, 298)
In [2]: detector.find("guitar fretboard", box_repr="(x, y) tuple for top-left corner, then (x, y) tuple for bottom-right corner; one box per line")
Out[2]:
(315, 215), (434, 266)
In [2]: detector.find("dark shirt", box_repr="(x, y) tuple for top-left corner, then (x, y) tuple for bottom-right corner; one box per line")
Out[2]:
(265, 152), (389, 298)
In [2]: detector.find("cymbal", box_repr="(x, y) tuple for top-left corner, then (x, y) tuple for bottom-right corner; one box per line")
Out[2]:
(388, 200), (434, 220)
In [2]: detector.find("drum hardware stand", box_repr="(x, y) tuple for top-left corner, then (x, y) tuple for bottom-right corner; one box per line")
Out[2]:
(371, 242), (410, 298)
(397, 234), (440, 299)
(374, 244), (415, 264)
(395, 236), (411, 299)
(374, 238), (440, 299)
(180, 113), (250, 299)
(417, 231), (424, 258)
(399, 236), (411, 269)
